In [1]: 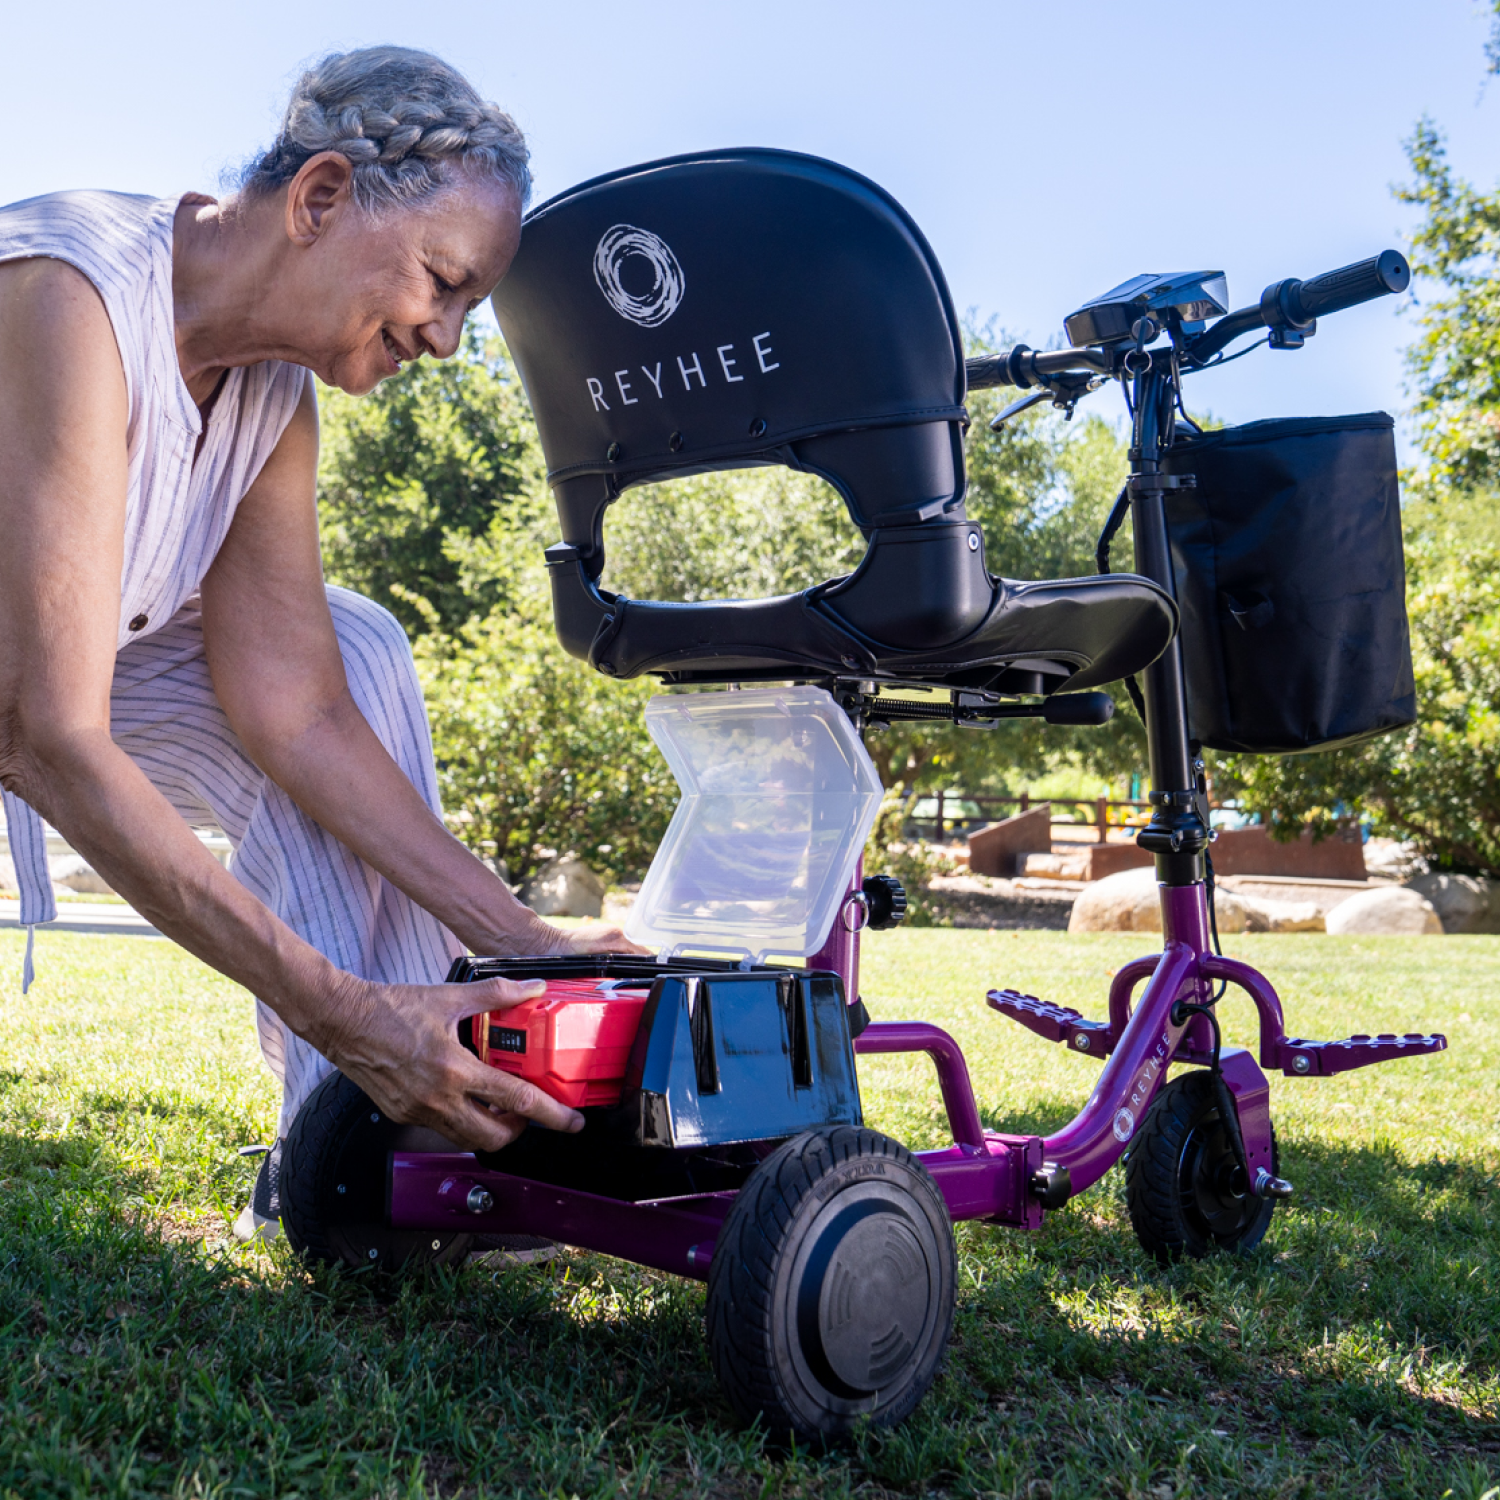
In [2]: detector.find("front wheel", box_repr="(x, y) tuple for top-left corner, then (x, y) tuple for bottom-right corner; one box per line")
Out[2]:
(280, 1071), (473, 1272)
(706, 1126), (956, 1444)
(1125, 1070), (1278, 1264)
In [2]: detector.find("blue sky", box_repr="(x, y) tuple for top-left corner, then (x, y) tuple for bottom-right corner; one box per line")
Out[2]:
(7, 0), (1497, 456)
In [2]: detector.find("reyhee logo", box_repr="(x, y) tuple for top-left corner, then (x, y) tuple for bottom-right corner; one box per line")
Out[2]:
(593, 224), (685, 328)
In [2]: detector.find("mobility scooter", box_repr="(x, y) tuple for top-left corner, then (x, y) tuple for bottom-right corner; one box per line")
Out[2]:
(279, 149), (1446, 1442)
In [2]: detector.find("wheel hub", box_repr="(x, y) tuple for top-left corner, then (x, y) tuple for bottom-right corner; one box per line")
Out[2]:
(788, 1186), (944, 1404)
(808, 1209), (932, 1392)
(1182, 1118), (1258, 1239)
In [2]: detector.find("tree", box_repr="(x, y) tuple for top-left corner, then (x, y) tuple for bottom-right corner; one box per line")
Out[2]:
(413, 606), (677, 886)
(316, 330), (549, 636)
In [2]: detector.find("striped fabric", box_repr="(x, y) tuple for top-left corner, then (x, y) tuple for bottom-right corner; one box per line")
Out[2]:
(109, 590), (463, 1134)
(1, 191), (460, 1130)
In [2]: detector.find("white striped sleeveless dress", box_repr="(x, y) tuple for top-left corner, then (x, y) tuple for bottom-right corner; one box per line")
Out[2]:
(0, 191), (463, 1135)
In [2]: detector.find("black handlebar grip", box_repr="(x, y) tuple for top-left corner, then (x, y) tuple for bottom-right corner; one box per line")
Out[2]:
(1290, 250), (1410, 322)
(1042, 691), (1115, 727)
(964, 352), (1016, 389)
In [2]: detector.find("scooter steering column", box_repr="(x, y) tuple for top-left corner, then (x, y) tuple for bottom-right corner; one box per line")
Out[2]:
(1127, 362), (1210, 886)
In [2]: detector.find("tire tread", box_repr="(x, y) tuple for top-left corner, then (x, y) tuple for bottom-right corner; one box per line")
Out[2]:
(706, 1126), (952, 1441)
(1125, 1070), (1276, 1264)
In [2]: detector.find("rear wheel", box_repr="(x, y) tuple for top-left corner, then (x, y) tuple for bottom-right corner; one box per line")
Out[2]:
(280, 1071), (473, 1272)
(706, 1126), (955, 1444)
(1125, 1070), (1277, 1264)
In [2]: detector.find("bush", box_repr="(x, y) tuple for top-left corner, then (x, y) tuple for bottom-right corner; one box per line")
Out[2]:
(414, 609), (676, 886)
(317, 331), (548, 636)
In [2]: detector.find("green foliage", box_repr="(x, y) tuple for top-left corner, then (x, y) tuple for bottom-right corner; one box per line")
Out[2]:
(1394, 121), (1500, 492)
(317, 334), (674, 882)
(861, 785), (956, 926)
(414, 608), (676, 886)
(603, 466), (864, 602)
(316, 330), (548, 636)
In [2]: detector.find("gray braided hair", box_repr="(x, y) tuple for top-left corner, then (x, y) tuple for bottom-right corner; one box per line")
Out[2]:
(241, 46), (531, 213)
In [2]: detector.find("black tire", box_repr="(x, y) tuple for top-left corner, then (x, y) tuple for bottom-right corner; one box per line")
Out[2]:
(280, 1071), (473, 1272)
(706, 1126), (956, 1444)
(1125, 1070), (1278, 1265)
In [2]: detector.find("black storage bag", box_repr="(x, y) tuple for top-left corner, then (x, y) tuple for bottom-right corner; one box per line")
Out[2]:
(1160, 412), (1415, 754)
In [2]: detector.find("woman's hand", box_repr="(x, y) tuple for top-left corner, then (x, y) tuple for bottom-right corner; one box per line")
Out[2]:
(315, 971), (591, 1152)
(537, 919), (652, 959)
(311, 915), (649, 1152)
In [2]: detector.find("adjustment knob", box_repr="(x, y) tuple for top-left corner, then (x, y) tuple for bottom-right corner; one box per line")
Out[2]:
(861, 874), (908, 931)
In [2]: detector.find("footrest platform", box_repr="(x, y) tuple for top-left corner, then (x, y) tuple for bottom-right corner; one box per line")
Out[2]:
(1274, 1032), (1447, 1077)
(986, 989), (1116, 1057)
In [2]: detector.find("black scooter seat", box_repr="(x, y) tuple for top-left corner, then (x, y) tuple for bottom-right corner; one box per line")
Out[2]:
(551, 547), (1175, 694)
(495, 149), (1178, 695)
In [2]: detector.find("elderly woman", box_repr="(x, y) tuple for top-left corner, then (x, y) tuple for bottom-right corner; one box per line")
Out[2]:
(0, 46), (634, 1233)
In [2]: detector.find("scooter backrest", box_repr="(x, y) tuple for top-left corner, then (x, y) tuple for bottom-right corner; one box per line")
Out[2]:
(491, 148), (969, 574)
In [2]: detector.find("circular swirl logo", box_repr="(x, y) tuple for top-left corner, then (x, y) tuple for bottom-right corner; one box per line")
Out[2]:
(1112, 1107), (1136, 1143)
(592, 224), (685, 328)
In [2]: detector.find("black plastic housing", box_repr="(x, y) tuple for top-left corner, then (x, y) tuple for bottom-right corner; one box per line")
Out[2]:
(448, 954), (863, 1150)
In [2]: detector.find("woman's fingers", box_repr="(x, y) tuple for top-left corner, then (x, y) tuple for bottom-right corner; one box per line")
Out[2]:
(444, 975), (545, 1018)
(454, 1047), (584, 1136)
(320, 977), (584, 1152)
(560, 922), (651, 956)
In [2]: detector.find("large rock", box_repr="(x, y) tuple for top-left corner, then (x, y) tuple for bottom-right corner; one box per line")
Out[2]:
(520, 856), (606, 918)
(1403, 873), (1500, 934)
(1240, 896), (1324, 933)
(1325, 886), (1442, 936)
(1067, 866), (1248, 934)
(1068, 867), (1154, 932)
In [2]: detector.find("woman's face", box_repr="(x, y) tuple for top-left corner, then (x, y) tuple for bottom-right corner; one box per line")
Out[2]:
(285, 160), (523, 394)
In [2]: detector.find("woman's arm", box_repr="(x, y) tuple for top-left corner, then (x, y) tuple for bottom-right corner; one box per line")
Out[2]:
(0, 260), (582, 1152)
(197, 377), (639, 960)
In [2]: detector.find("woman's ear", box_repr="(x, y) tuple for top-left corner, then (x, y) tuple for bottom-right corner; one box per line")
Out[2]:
(285, 153), (356, 247)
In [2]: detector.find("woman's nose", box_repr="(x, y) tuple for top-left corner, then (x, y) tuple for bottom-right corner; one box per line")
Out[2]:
(422, 305), (466, 360)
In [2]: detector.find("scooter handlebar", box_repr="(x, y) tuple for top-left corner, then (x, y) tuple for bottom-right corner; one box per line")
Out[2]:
(966, 250), (1411, 386)
(1287, 249), (1410, 322)
(964, 344), (1110, 390)
(963, 353), (1014, 389)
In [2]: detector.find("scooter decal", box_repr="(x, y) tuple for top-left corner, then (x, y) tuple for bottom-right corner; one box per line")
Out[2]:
(1117, 1028), (1174, 1141)
(593, 224), (686, 328)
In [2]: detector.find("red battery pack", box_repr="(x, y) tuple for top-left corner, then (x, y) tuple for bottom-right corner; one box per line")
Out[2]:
(470, 977), (653, 1109)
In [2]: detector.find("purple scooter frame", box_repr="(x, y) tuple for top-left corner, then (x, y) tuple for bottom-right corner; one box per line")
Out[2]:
(388, 871), (1446, 1274)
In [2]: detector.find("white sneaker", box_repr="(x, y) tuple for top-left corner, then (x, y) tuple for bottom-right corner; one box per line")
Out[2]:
(231, 1201), (282, 1243)
(232, 1141), (282, 1243)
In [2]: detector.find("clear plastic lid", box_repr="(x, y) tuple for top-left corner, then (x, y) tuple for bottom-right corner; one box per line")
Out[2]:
(625, 687), (884, 963)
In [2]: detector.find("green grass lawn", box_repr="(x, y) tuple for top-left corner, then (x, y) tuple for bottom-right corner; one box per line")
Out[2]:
(0, 926), (1495, 1498)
